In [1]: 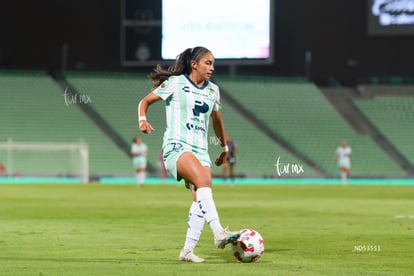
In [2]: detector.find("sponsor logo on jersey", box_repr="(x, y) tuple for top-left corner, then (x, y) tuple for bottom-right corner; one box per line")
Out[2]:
(192, 100), (209, 116)
(186, 122), (206, 133)
(182, 86), (190, 93)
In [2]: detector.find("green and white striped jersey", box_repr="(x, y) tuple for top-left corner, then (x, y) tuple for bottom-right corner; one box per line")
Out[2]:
(153, 74), (221, 152)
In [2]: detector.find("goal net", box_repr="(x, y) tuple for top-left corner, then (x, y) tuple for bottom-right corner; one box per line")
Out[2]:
(0, 139), (89, 183)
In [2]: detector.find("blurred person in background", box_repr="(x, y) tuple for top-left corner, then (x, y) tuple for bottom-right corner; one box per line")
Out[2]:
(335, 139), (352, 185)
(131, 136), (148, 186)
(222, 134), (237, 183)
(158, 151), (168, 183)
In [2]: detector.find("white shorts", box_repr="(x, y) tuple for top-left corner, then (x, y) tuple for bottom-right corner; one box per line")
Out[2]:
(162, 142), (211, 181)
(338, 158), (351, 169)
(133, 157), (147, 169)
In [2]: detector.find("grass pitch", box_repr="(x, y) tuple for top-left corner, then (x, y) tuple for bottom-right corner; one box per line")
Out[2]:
(0, 183), (413, 275)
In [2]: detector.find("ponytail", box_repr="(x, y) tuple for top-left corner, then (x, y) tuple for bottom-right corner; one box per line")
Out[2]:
(149, 46), (211, 88)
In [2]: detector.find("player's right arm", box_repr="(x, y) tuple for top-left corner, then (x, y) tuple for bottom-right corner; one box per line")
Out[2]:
(138, 92), (162, 134)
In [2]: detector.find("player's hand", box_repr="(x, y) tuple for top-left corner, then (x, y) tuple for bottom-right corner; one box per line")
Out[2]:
(139, 120), (154, 134)
(215, 151), (227, 166)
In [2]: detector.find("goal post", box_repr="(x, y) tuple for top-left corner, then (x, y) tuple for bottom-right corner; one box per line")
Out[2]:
(0, 138), (89, 183)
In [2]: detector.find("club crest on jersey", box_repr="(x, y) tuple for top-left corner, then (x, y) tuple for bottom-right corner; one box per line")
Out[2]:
(209, 88), (218, 102)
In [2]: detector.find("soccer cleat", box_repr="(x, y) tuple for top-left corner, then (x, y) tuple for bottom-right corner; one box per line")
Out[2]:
(214, 227), (240, 249)
(179, 249), (205, 263)
(184, 181), (191, 189)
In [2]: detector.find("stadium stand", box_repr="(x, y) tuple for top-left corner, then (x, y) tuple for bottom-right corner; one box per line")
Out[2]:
(1, 71), (408, 179)
(354, 94), (414, 168)
(64, 72), (165, 175)
(0, 70), (132, 177)
(210, 90), (319, 178)
(65, 72), (313, 177)
(216, 76), (406, 177)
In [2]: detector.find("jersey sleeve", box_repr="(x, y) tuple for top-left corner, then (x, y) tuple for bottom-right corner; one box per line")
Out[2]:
(211, 84), (221, 111)
(152, 76), (177, 100)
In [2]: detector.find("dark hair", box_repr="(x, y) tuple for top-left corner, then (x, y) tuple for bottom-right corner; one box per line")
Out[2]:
(149, 46), (211, 88)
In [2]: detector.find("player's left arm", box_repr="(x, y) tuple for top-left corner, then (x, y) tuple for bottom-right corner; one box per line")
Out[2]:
(211, 110), (228, 166)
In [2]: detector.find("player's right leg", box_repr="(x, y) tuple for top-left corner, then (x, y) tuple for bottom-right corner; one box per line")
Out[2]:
(341, 166), (350, 185)
(179, 186), (206, 263)
(179, 204), (205, 262)
(177, 152), (240, 249)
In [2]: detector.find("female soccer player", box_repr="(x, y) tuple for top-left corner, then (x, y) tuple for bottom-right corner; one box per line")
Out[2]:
(131, 136), (148, 186)
(335, 139), (352, 185)
(137, 46), (240, 263)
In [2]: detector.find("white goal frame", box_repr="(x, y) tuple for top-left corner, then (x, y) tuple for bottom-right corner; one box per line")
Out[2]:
(0, 138), (89, 183)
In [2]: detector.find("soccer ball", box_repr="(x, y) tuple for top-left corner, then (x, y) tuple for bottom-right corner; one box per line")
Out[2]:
(231, 229), (265, 263)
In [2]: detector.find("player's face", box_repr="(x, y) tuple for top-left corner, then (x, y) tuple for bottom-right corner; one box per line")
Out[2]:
(192, 52), (215, 81)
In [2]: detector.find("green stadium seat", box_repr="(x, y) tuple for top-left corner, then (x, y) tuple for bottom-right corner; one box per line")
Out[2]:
(0, 71), (132, 176)
(355, 95), (414, 167)
(217, 76), (405, 177)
